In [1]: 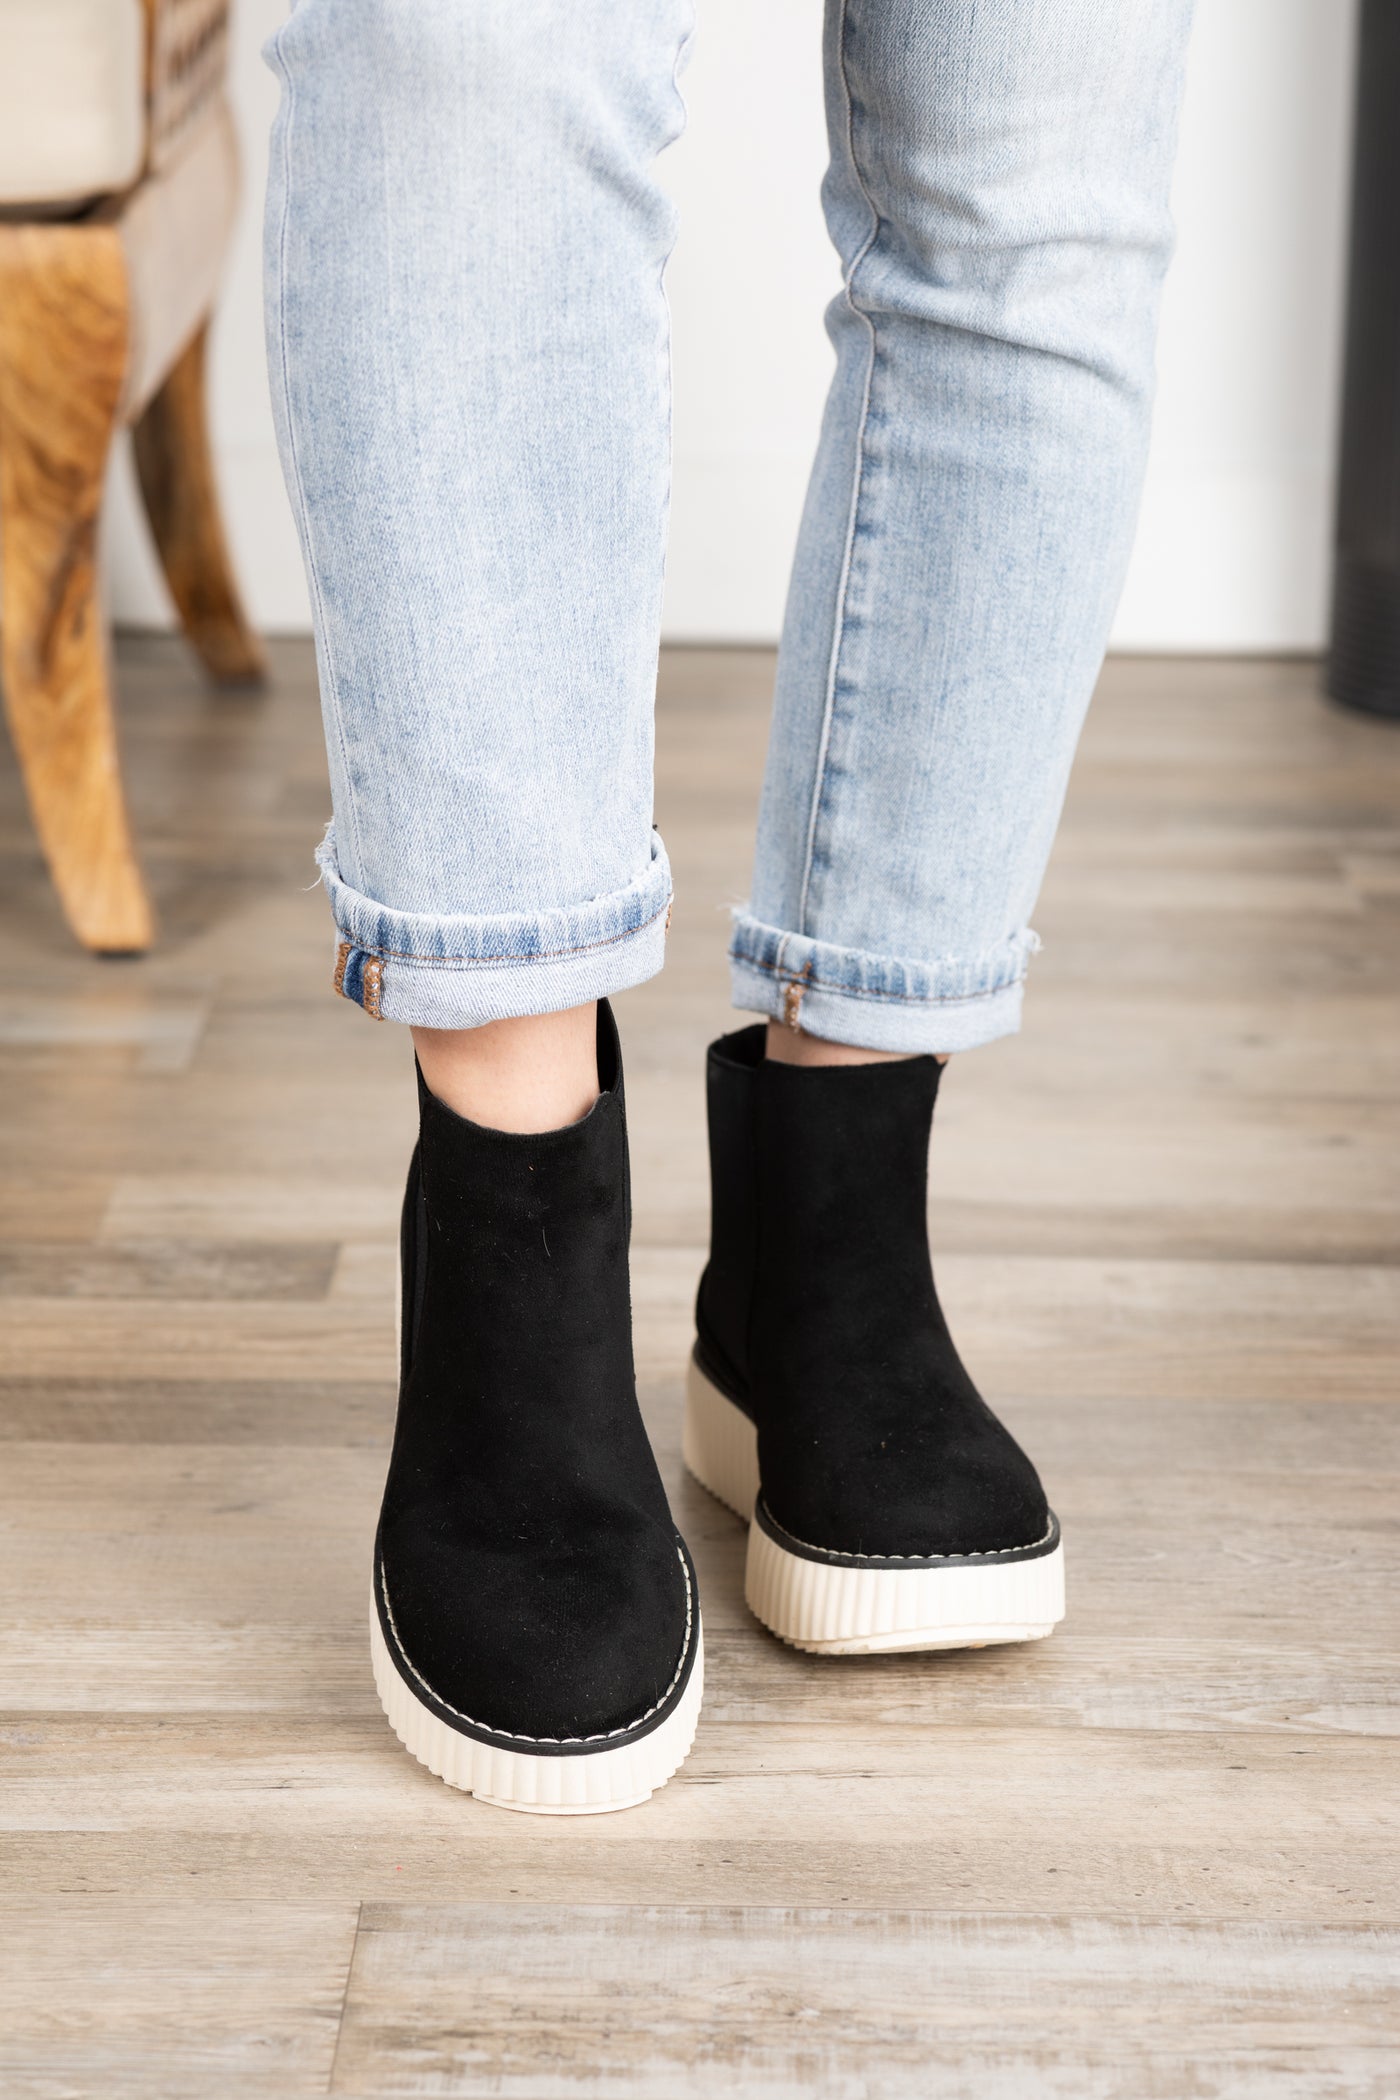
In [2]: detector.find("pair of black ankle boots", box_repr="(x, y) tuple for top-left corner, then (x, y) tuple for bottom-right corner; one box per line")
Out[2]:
(371, 1002), (1063, 1814)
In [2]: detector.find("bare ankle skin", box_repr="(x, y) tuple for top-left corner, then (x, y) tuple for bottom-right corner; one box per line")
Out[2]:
(764, 1020), (948, 1068)
(412, 1003), (599, 1133)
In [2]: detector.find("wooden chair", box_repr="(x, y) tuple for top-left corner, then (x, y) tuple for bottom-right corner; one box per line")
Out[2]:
(0, 0), (264, 953)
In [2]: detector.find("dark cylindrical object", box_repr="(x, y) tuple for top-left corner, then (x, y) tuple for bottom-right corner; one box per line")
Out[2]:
(1328, 0), (1400, 719)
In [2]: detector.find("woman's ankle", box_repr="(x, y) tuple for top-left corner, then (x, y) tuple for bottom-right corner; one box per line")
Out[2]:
(412, 1003), (599, 1133)
(763, 1020), (946, 1069)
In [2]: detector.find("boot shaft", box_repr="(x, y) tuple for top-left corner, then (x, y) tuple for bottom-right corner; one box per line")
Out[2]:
(397, 1000), (641, 1477)
(697, 1026), (943, 1402)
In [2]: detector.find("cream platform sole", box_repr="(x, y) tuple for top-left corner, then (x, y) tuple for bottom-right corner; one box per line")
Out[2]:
(371, 1570), (703, 1815)
(683, 1354), (1064, 1656)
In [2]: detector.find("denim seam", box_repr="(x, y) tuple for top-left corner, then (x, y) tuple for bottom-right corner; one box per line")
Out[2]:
(268, 31), (365, 887)
(337, 895), (671, 971)
(796, 0), (882, 938)
(732, 950), (1027, 1008)
(653, 11), (694, 678)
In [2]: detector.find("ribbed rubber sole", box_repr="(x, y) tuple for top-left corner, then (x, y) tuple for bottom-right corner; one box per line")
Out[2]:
(371, 1594), (703, 1813)
(683, 1353), (1065, 1655)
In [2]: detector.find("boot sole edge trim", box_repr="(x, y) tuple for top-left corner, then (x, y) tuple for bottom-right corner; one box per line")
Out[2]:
(683, 1354), (1065, 1655)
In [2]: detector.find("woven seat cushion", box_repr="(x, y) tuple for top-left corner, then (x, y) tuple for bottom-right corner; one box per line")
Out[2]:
(0, 0), (145, 209)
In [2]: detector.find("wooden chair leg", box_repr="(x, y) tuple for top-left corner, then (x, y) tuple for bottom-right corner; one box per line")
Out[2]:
(132, 319), (266, 686)
(0, 224), (155, 954)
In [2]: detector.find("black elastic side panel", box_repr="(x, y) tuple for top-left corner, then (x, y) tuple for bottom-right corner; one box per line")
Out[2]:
(694, 1025), (765, 1402)
(1329, 0), (1400, 718)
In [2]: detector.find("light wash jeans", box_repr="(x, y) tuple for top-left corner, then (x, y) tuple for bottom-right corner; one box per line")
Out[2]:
(264, 0), (1193, 1051)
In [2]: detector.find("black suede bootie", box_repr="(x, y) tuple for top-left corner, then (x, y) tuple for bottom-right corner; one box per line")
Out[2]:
(371, 1003), (702, 1811)
(684, 1024), (1063, 1654)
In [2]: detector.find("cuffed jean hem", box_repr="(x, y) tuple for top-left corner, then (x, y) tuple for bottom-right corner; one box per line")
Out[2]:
(728, 912), (1041, 1055)
(316, 827), (673, 1028)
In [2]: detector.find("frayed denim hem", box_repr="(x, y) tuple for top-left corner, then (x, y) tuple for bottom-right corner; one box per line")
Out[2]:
(728, 911), (1038, 1055)
(319, 828), (672, 1027)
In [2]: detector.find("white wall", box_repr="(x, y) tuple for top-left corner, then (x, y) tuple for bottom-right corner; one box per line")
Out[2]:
(104, 0), (1357, 651)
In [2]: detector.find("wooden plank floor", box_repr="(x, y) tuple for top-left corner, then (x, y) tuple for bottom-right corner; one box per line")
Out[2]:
(2, 638), (1398, 2096)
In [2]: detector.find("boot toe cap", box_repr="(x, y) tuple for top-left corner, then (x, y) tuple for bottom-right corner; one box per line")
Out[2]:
(376, 1508), (696, 1745)
(761, 1407), (1050, 1561)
